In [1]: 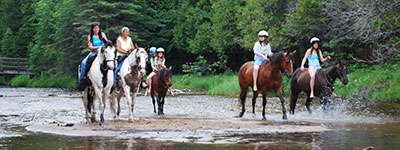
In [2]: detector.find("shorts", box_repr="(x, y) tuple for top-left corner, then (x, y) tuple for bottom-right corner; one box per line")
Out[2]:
(254, 59), (265, 66)
(310, 65), (321, 70)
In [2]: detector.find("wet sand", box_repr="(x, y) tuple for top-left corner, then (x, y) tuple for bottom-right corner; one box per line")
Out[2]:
(27, 117), (329, 143)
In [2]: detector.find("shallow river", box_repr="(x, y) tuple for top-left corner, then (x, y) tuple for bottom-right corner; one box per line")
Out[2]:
(0, 87), (399, 149)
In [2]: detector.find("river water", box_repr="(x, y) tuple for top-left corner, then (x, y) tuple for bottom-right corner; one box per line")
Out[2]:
(0, 87), (399, 149)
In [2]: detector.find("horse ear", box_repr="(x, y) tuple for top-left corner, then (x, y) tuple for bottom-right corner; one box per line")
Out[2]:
(291, 50), (296, 55)
(134, 43), (139, 50)
(145, 45), (150, 51)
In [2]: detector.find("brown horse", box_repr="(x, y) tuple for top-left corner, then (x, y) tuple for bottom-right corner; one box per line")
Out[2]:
(238, 51), (296, 120)
(289, 61), (348, 114)
(150, 66), (172, 115)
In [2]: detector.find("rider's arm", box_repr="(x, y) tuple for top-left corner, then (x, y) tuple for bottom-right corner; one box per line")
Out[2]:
(87, 35), (101, 50)
(102, 32), (108, 41)
(266, 44), (273, 57)
(150, 58), (156, 70)
(253, 42), (268, 60)
(116, 38), (127, 54)
(129, 38), (135, 51)
(301, 49), (311, 70)
(318, 50), (331, 62)
(162, 58), (166, 68)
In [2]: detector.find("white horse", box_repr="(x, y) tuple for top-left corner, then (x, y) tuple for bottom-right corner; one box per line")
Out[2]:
(82, 40), (115, 126)
(110, 44), (148, 121)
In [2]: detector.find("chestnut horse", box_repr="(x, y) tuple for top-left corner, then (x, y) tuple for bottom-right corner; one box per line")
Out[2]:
(238, 51), (296, 120)
(289, 61), (348, 114)
(150, 66), (172, 115)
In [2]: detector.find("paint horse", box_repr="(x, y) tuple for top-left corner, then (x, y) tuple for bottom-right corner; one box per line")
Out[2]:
(110, 44), (148, 121)
(150, 66), (172, 115)
(81, 40), (115, 126)
(289, 61), (348, 114)
(238, 51), (296, 120)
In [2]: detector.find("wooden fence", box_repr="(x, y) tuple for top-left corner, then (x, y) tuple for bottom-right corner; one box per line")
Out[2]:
(0, 57), (33, 75)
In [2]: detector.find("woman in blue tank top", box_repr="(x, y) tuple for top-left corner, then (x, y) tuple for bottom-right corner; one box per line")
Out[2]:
(300, 37), (331, 98)
(78, 23), (108, 91)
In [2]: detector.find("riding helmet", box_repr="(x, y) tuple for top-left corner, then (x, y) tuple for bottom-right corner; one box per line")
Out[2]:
(258, 30), (269, 37)
(149, 47), (157, 55)
(157, 47), (165, 53)
(310, 37), (320, 44)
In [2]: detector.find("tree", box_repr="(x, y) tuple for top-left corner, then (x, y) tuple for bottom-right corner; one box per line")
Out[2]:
(321, 0), (400, 64)
(1, 28), (17, 57)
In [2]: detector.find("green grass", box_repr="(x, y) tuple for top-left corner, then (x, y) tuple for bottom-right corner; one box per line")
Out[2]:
(333, 63), (400, 102)
(9, 75), (76, 88)
(172, 73), (292, 96)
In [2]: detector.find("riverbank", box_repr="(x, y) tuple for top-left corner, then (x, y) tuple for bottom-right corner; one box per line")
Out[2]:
(2, 63), (399, 102)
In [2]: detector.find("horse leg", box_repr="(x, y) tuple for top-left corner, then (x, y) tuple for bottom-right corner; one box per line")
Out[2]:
(82, 89), (90, 123)
(160, 96), (165, 115)
(151, 95), (156, 114)
(238, 88), (247, 117)
(130, 91), (137, 118)
(239, 89), (247, 118)
(157, 96), (162, 115)
(279, 93), (288, 120)
(305, 95), (313, 114)
(89, 89), (96, 123)
(96, 88), (105, 126)
(289, 90), (300, 115)
(252, 91), (259, 115)
(117, 90), (124, 117)
(261, 93), (267, 121)
(109, 90), (117, 119)
(123, 86), (134, 121)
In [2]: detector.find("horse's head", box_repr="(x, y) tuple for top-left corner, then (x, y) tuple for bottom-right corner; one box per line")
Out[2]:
(102, 40), (115, 70)
(272, 51), (296, 78)
(335, 61), (348, 85)
(157, 66), (173, 88)
(133, 43), (148, 77)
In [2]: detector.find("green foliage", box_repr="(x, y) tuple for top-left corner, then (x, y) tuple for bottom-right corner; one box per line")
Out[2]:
(8, 74), (76, 88)
(27, 75), (76, 88)
(1, 28), (17, 57)
(9, 75), (30, 87)
(0, 76), (5, 85)
(335, 63), (400, 101)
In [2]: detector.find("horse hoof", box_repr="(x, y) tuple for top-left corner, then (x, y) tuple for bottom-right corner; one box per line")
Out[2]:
(129, 118), (134, 121)
(283, 115), (288, 120)
(262, 117), (266, 121)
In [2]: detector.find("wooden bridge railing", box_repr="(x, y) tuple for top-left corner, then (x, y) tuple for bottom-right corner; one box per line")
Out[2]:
(0, 57), (33, 76)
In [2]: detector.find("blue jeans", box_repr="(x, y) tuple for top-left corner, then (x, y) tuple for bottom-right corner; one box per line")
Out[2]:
(79, 50), (98, 83)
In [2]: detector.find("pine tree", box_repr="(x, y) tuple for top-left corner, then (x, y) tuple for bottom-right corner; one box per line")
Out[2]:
(1, 28), (17, 57)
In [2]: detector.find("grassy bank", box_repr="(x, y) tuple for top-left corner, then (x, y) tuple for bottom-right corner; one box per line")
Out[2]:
(172, 73), (291, 96)
(334, 63), (400, 102)
(8, 75), (76, 88)
(173, 63), (399, 102)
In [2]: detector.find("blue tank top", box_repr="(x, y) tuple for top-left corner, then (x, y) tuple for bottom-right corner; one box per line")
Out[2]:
(92, 33), (104, 47)
(308, 54), (320, 66)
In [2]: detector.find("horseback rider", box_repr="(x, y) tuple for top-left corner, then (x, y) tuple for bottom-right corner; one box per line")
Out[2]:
(78, 23), (108, 91)
(116, 27), (134, 65)
(300, 37), (332, 98)
(253, 30), (274, 91)
(145, 47), (174, 96)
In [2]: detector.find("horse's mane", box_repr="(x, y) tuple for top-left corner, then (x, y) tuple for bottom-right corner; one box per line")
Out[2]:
(157, 67), (172, 84)
(271, 51), (285, 66)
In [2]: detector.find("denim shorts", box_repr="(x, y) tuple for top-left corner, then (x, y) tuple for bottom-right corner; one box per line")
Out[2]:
(254, 59), (265, 66)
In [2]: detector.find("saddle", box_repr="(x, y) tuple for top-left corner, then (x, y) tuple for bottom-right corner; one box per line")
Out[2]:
(79, 54), (110, 91)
